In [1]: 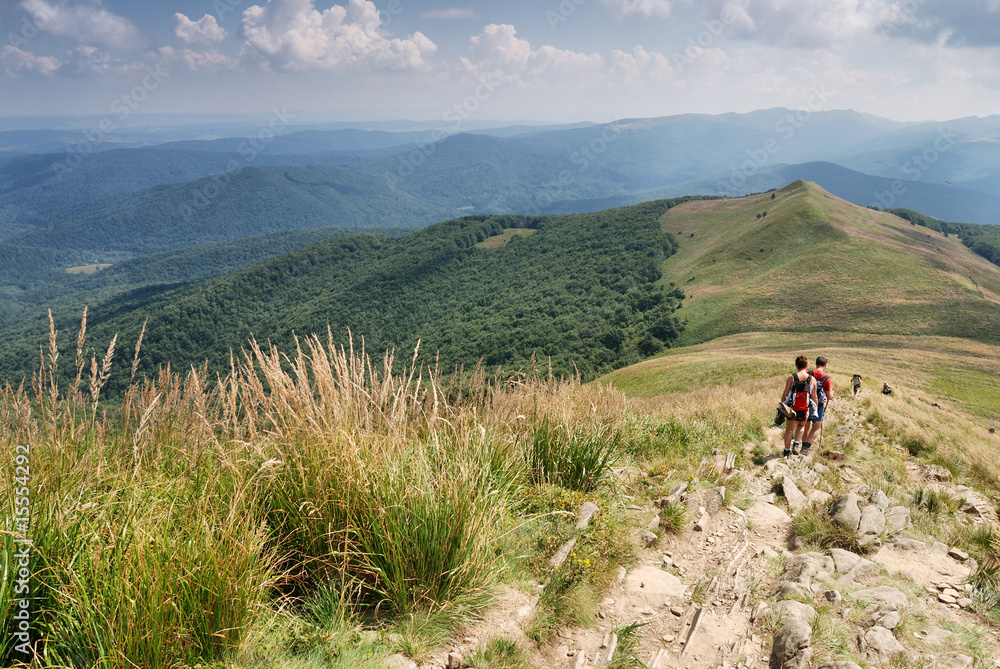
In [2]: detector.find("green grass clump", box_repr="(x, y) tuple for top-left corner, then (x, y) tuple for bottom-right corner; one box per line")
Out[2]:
(466, 637), (530, 669)
(608, 620), (648, 669)
(790, 503), (869, 554)
(525, 420), (619, 493)
(660, 500), (688, 533)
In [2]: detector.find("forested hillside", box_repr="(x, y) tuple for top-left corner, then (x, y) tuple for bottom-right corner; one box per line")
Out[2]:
(0, 200), (698, 389)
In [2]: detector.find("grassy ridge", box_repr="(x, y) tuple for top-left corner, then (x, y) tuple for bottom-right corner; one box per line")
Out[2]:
(660, 181), (1000, 345)
(602, 331), (1000, 483)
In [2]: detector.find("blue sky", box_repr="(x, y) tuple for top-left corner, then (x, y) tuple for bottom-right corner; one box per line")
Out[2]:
(2, 0), (1000, 123)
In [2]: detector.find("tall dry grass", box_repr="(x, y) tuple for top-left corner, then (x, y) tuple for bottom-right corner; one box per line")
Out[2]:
(0, 315), (632, 667)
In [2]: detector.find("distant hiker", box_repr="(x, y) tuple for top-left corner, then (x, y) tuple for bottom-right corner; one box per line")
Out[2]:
(803, 357), (833, 454)
(990, 428), (996, 434)
(852, 374), (862, 396)
(882, 382), (893, 395)
(779, 355), (818, 457)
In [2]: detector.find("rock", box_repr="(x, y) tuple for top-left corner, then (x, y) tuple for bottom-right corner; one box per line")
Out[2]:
(765, 460), (791, 476)
(858, 504), (886, 537)
(446, 652), (462, 669)
(633, 530), (657, 548)
(386, 654), (418, 669)
(829, 548), (861, 574)
(948, 547), (969, 561)
(824, 590), (842, 604)
(846, 557), (882, 581)
(892, 537), (926, 551)
(770, 621), (812, 669)
(859, 626), (905, 658)
(928, 541), (949, 556)
(830, 493), (863, 531)
(758, 493), (777, 504)
(670, 606), (684, 616)
(776, 553), (834, 597)
(705, 487), (727, 516)
(937, 592), (957, 604)
(869, 609), (901, 630)
(885, 506), (910, 533)
(923, 464), (952, 481)
(812, 463), (831, 475)
(773, 600), (816, 624)
(623, 566), (686, 605)
(693, 509), (710, 532)
(662, 555), (673, 568)
(782, 478), (808, 511)
(869, 490), (890, 512)
(576, 502), (601, 530)
(615, 566), (627, 583)
(648, 515), (661, 532)
(750, 601), (769, 622)
(664, 484), (687, 506)
(807, 490), (833, 504)
(940, 654), (974, 669)
(817, 662), (863, 669)
(957, 597), (974, 609)
(853, 586), (909, 610)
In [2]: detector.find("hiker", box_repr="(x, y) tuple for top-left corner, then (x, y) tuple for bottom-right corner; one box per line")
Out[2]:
(779, 355), (818, 457)
(990, 428), (996, 434)
(803, 356), (833, 454)
(882, 382), (893, 395)
(852, 374), (862, 396)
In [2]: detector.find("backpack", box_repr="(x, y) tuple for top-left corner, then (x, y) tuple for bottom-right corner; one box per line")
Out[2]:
(810, 369), (830, 406)
(789, 373), (812, 412)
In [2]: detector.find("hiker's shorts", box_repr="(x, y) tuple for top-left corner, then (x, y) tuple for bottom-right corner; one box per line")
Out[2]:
(810, 404), (826, 422)
(794, 409), (807, 422)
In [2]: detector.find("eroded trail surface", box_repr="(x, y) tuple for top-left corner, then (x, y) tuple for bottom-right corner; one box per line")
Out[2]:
(413, 393), (1000, 669)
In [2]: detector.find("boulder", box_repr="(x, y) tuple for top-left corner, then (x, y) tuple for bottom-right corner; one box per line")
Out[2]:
(858, 504), (886, 537)
(869, 490), (890, 512)
(386, 654), (418, 669)
(846, 557), (882, 582)
(773, 600), (816, 624)
(869, 608), (901, 630)
(892, 537), (926, 551)
(782, 477), (808, 511)
(922, 464), (952, 481)
(853, 586), (909, 610)
(830, 493), (863, 531)
(859, 626), (905, 658)
(770, 620), (812, 669)
(885, 506), (910, 533)
(807, 490), (833, 504)
(705, 486), (727, 516)
(940, 654), (974, 669)
(829, 548), (861, 574)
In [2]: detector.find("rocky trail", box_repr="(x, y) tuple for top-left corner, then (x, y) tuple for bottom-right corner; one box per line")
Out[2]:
(395, 393), (1000, 669)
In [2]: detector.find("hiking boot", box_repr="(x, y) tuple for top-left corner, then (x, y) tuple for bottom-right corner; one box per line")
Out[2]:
(800, 443), (812, 455)
(774, 411), (786, 427)
(791, 441), (801, 455)
(783, 449), (791, 458)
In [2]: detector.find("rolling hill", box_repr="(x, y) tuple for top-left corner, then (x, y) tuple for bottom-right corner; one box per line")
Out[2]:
(0, 200), (695, 388)
(658, 180), (1000, 346)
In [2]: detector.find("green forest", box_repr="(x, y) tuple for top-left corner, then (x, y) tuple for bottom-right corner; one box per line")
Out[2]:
(0, 199), (697, 391)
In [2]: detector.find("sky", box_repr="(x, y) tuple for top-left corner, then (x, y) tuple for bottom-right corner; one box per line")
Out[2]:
(1, 0), (1000, 124)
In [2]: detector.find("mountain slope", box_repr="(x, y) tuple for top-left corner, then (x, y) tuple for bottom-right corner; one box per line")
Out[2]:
(659, 180), (1000, 345)
(0, 200), (694, 387)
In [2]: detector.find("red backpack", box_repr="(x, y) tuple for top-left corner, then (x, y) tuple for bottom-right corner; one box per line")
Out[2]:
(789, 373), (812, 412)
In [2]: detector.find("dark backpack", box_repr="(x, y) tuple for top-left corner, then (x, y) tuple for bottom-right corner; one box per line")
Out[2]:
(810, 369), (830, 406)
(790, 373), (812, 412)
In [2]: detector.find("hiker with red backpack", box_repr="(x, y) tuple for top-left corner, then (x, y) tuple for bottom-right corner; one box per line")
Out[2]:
(778, 355), (818, 457)
(803, 356), (833, 455)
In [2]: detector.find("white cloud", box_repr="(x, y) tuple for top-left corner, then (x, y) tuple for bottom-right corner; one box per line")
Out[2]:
(19, 0), (146, 50)
(174, 13), (227, 44)
(152, 46), (239, 73)
(0, 45), (60, 78)
(239, 0), (437, 71)
(421, 7), (476, 20)
(603, 0), (673, 19)
(611, 45), (674, 85)
(462, 23), (604, 87)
